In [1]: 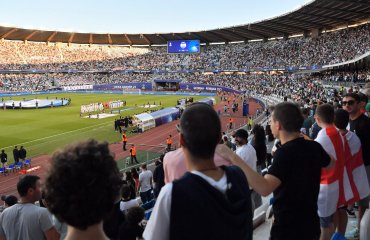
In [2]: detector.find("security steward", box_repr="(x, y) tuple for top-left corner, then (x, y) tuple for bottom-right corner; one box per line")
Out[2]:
(166, 135), (173, 151)
(122, 132), (128, 151)
(130, 144), (139, 164)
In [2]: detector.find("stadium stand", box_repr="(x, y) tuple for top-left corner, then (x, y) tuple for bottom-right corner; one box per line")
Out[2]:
(0, 23), (368, 72)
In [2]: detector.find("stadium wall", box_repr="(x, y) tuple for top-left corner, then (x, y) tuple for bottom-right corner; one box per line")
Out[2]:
(0, 90), (216, 97)
(92, 83), (241, 94)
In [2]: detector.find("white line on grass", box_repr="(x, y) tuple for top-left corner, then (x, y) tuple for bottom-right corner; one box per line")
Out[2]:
(3, 122), (112, 149)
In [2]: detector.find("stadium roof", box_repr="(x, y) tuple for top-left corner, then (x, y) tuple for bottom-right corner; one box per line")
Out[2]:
(0, 0), (369, 46)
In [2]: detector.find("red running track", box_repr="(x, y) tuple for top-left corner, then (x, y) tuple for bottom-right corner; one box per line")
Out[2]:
(0, 98), (262, 197)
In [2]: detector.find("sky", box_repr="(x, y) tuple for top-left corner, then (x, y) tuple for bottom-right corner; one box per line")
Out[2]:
(0, 0), (310, 34)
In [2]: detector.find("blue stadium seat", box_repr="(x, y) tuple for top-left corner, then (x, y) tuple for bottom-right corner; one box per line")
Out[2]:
(6, 164), (15, 173)
(141, 199), (155, 210)
(331, 232), (346, 240)
(15, 162), (23, 171)
(144, 209), (153, 220)
(23, 159), (31, 168)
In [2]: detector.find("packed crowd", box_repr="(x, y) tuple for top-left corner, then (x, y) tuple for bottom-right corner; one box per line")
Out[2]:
(319, 70), (370, 83)
(0, 24), (368, 71)
(0, 74), (52, 92)
(1, 71), (368, 106)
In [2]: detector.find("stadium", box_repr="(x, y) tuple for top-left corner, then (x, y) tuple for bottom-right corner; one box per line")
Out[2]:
(0, 0), (369, 239)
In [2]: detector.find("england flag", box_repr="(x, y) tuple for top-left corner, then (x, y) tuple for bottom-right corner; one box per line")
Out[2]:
(342, 131), (370, 204)
(315, 127), (347, 217)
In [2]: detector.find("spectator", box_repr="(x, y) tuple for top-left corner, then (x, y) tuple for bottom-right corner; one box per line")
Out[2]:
(334, 109), (370, 238)
(302, 108), (314, 136)
(103, 198), (126, 240)
(144, 102), (253, 240)
(45, 139), (122, 240)
(0, 195), (18, 213)
(120, 184), (140, 213)
(131, 168), (140, 192)
(223, 135), (233, 149)
(0, 175), (59, 240)
(310, 118), (322, 140)
(251, 124), (267, 171)
(216, 102), (333, 240)
(124, 171), (137, 200)
(265, 124), (275, 167)
(119, 206), (145, 240)
(314, 104), (346, 240)
(163, 147), (231, 184)
(342, 93), (370, 237)
(152, 156), (165, 198)
(53, 215), (68, 240)
(138, 164), (153, 204)
(234, 128), (260, 211)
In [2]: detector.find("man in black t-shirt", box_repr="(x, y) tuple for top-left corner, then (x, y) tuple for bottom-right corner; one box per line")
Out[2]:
(343, 93), (370, 233)
(0, 150), (7, 168)
(152, 156), (165, 198)
(12, 146), (19, 164)
(217, 102), (333, 240)
(19, 146), (27, 162)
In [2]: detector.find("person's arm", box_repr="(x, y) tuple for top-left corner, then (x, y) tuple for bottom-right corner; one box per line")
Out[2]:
(153, 168), (158, 185)
(138, 174), (142, 192)
(0, 210), (6, 240)
(314, 133), (336, 170)
(324, 156), (335, 170)
(44, 227), (60, 240)
(40, 208), (60, 240)
(216, 144), (281, 196)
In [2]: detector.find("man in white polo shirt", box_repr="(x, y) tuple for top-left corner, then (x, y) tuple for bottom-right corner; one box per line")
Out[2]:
(234, 129), (261, 211)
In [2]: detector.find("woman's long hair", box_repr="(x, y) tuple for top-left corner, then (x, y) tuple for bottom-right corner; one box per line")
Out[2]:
(252, 124), (267, 167)
(265, 124), (275, 142)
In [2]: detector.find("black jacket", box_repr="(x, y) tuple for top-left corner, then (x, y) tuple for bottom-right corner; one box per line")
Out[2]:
(170, 166), (253, 240)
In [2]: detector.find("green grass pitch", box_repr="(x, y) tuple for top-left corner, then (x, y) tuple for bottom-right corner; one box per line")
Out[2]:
(0, 93), (207, 161)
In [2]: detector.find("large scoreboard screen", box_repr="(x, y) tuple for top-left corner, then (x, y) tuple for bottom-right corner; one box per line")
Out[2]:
(167, 40), (200, 53)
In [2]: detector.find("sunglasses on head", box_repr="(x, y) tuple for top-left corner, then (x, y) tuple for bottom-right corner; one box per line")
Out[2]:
(342, 100), (355, 106)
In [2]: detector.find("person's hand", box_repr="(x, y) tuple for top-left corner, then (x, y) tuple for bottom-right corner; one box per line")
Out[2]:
(215, 144), (236, 164)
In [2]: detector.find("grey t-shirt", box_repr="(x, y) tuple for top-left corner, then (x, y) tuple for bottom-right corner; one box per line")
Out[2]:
(0, 203), (54, 240)
(53, 215), (67, 240)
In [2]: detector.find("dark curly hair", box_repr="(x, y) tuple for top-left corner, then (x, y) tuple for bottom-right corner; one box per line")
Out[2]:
(180, 102), (221, 159)
(45, 139), (122, 230)
(126, 206), (145, 225)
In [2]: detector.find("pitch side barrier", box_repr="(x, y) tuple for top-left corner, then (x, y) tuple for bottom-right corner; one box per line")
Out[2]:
(93, 83), (242, 94)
